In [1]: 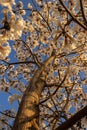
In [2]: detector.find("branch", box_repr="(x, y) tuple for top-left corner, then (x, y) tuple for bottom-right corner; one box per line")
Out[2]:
(55, 105), (87, 130)
(0, 119), (12, 129)
(59, 0), (87, 30)
(32, 0), (52, 31)
(29, 49), (56, 91)
(0, 60), (36, 66)
(12, 51), (56, 130)
(79, 0), (87, 25)
(0, 111), (15, 118)
(20, 39), (41, 67)
(40, 67), (69, 104)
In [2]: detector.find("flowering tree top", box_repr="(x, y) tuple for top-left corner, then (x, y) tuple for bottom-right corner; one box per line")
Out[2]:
(0, 0), (87, 129)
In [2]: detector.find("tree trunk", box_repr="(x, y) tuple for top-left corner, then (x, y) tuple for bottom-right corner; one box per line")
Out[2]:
(12, 79), (45, 130)
(12, 54), (55, 130)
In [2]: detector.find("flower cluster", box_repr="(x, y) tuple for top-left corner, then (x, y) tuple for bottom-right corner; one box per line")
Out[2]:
(0, 0), (25, 58)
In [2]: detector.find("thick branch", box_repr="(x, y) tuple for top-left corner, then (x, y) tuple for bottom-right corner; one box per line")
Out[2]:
(12, 52), (56, 130)
(55, 105), (87, 130)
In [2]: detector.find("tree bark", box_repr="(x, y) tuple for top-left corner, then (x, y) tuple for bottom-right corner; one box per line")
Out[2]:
(12, 54), (55, 130)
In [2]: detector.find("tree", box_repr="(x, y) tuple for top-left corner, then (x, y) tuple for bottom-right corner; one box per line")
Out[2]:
(0, 0), (87, 129)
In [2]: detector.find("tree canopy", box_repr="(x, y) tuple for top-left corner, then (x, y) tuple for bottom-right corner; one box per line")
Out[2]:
(0, 0), (87, 130)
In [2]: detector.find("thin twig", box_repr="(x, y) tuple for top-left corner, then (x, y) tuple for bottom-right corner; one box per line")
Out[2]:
(32, 0), (52, 31)
(0, 60), (36, 66)
(0, 111), (15, 118)
(0, 119), (12, 129)
(40, 67), (69, 104)
(59, 0), (87, 30)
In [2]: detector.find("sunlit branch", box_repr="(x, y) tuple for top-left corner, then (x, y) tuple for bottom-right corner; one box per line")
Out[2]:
(12, 50), (56, 130)
(45, 0), (50, 23)
(62, 83), (74, 112)
(47, 87), (58, 112)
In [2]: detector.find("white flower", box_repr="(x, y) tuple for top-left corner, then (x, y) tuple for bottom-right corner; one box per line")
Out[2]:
(0, 0), (16, 11)
(28, 3), (32, 10)
(0, 34), (8, 44)
(8, 94), (21, 104)
(8, 17), (25, 40)
(47, 102), (52, 108)
(0, 43), (11, 57)
(71, 43), (76, 49)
